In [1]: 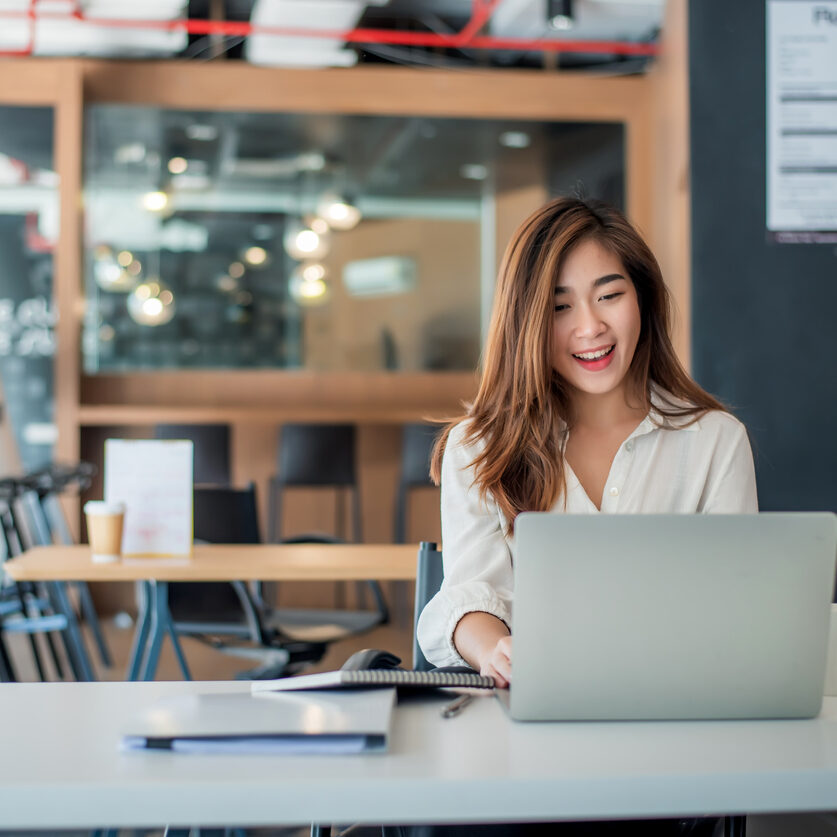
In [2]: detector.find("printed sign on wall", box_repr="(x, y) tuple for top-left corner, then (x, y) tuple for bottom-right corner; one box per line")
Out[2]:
(767, 1), (837, 243)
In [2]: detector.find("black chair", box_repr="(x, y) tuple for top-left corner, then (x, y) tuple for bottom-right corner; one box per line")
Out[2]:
(268, 423), (361, 543)
(153, 423), (231, 486)
(167, 483), (328, 678)
(265, 422), (389, 630)
(394, 424), (439, 544)
(22, 463), (113, 669)
(412, 540), (444, 672)
(8, 489), (96, 680)
(0, 496), (69, 682)
(261, 531), (389, 646)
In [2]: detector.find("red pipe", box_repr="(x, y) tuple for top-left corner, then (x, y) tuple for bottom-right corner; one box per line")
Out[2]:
(0, 0), (37, 57)
(456, 0), (505, 45)
(0, 4), (659, 57)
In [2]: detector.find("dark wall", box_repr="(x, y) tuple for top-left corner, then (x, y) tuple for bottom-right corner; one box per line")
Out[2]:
(689, 0), (837, 512)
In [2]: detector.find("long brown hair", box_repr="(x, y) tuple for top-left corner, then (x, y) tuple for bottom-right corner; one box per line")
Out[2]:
(430, 197), (724, 531)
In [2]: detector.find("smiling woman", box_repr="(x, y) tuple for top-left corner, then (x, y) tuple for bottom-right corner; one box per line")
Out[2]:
(417, 196), (758, 686)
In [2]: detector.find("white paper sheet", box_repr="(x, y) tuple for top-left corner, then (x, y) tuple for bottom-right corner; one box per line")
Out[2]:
(104, 438), (193, 557)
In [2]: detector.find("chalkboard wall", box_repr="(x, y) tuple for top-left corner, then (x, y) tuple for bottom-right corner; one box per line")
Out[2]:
(689, 0), (837, 512)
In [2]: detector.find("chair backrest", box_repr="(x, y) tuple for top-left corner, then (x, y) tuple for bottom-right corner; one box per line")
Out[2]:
(276, 424), (356, 486)
(271, 423), (360, 542)
(400, 423), (438, 487)
(412, 541), (444, 671)
(394, 423), (439, 543)
(193, 483), (261, 544)
(10, 490), (53, 550)
(0, 498), (23, 560)
(154, 424), (231, 486)
(168, 484), (261, 624)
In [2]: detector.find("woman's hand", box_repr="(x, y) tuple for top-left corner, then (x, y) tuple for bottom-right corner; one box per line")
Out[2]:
(478, 635), (512, 688)
(453, 611), (512, 687)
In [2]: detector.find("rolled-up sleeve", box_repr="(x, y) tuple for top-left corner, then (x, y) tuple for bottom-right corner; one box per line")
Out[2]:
(416, 421), (514, 668)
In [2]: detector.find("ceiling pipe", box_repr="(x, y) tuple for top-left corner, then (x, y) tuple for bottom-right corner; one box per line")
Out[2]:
(0, 0), (659, 58)
(1, 0), (37, 57)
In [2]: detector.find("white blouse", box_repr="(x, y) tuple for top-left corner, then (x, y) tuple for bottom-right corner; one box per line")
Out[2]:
(416, 397), (759, 668)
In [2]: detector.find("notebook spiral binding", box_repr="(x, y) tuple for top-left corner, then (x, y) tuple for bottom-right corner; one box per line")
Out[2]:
(342, 669), (495, 689)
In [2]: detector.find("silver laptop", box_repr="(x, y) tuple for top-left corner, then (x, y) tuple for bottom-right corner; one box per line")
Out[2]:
(502, 513), (837, 721)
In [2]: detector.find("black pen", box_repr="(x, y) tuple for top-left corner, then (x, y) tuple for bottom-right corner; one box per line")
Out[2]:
(441, 693), (473, 718)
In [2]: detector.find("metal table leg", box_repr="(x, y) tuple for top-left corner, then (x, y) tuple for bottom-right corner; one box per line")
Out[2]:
(75, 580), (113, 667)
(139, 581), (192, 681)
(126, 581), (152, 681)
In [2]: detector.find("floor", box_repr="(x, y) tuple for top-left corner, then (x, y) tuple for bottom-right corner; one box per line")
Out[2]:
(4, 592), (415, 684)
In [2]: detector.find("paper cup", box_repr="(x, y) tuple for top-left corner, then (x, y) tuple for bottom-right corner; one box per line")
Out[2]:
(84, 501), (125, 564)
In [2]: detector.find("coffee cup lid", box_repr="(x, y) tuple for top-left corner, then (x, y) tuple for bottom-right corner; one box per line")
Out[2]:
(84, 500), (125, 515)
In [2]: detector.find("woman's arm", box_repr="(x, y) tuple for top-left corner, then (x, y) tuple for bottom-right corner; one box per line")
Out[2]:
(453, 611), (512, 687)
(416, 421), (515, 669)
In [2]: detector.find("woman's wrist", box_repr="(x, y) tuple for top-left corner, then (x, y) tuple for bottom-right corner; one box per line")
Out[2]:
(453, 611), (510, 671)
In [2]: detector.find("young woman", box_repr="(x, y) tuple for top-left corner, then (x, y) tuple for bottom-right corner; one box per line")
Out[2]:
(417, 197), (758, 686)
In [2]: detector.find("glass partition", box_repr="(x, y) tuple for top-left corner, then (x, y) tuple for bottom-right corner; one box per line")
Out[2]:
(83, 107), (623, 372)
(0, 106), (57, 469)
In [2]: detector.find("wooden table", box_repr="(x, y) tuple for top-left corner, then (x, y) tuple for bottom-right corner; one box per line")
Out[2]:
(4, 543), (419, 682)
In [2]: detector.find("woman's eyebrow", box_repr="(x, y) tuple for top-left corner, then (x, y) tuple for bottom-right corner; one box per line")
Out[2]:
(554, 273), (626, 294)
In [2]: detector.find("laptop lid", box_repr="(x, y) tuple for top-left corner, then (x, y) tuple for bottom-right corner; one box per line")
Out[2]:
(508, 512), (837, 721)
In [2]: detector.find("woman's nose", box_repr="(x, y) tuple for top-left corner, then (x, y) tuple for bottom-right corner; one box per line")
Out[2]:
(573, 304), (606, 337)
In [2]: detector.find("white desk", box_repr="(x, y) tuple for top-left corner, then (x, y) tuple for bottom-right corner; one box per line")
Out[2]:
(1, 680), (837, 830)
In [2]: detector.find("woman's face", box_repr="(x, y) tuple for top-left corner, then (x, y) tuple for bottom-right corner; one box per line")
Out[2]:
(550, 238), (641, 402)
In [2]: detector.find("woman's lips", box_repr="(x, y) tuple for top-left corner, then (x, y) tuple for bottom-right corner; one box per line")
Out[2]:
(572, 344), (615, 371)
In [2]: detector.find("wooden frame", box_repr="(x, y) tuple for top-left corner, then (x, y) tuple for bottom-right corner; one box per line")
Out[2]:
(0, 17), (690, 605)
(76, 60), (655, 421)
(0, 29), (688, 434)
(0, 60), (84, 465)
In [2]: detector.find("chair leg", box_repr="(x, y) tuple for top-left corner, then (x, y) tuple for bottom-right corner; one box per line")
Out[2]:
(166, 621), (193, 681)
(725, 815), (746, 837)
(368, 580), (390, 625)
(0, 630), (17, 681)
(26, 583), (64, 679)
(47, 581), (96, 681)
(267, 477), (280, 543)
(23, 626), (49, 680)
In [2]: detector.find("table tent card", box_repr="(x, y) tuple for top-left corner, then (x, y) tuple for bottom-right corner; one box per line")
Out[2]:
(104, 439), (193, 557)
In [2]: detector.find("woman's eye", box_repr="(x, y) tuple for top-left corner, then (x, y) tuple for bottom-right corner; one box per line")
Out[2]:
(599, 292), (624, 302)
(554, 304), (570, 313)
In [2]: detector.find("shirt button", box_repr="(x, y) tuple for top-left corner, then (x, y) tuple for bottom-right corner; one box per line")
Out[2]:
(609, 486), (619, 497)
(625, 440), (634, 452)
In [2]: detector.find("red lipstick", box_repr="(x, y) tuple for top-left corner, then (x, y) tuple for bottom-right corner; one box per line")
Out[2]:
(572, 345), (615, 372)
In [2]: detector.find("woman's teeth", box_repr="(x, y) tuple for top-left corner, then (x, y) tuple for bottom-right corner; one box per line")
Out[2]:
(573, 346), (614, 360)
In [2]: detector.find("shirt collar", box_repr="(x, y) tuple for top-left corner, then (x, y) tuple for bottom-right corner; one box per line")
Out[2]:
(556, 384), (702, 441)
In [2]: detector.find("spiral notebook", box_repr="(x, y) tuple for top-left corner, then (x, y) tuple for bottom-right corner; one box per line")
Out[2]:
(250, 668), (495, 693)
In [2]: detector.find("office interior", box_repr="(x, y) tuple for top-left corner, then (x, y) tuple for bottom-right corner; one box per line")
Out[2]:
(0, 0), (835, 834)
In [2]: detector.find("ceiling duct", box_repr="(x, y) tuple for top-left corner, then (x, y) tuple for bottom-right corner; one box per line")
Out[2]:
(490, 0), (663, 43)
(245, 0), (389, 68)
(0, 0), (188, 57)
